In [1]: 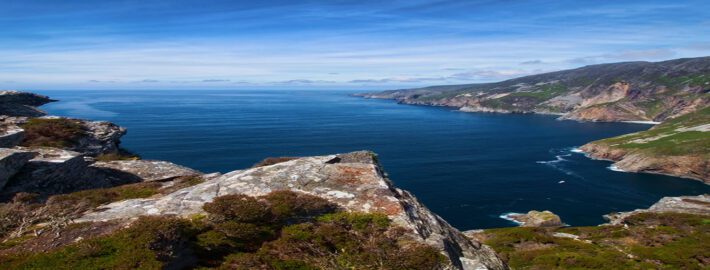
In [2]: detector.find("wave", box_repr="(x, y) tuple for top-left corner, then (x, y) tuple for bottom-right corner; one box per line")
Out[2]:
(607, 165), (626, 172)
(499, 212), (524, 225)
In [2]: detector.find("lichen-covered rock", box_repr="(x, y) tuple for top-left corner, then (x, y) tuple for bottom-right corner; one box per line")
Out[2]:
(505, 210), (563, 227)
(0, 148), (36, 190)
(0, 91), (55, 117)
(78, 151), (507, 270)
(605, 194), (710, 225)
(91, 160), (201, 182)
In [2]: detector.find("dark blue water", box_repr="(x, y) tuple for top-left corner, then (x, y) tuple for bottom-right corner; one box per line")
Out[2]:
(37, 90), (710, 230)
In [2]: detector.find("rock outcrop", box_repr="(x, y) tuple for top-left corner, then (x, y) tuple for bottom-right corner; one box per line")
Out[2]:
(0, 148), (36, 190)
(78, 151), (507, 270)
(504, 210), (563, 227)
(0, 91), (55, 117)
(604, 194), (710, 225)
(71, 118), (127, 156)
(0, 147), (90, 198)
(90, 160), (201, 182)
(356, 56), (710, 123)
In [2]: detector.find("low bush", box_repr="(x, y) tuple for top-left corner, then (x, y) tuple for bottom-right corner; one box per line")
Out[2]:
(20, 118), (84, 148)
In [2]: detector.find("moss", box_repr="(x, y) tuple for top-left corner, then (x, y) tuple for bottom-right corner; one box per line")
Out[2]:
(20, 118), (84, 148)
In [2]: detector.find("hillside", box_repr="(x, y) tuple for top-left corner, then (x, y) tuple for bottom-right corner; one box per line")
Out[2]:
(581, 106), (709, 183)
(355, 57), (710, 122)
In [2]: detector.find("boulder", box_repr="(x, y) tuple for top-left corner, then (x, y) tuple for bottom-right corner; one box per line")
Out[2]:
(77, 151), (507, 270)
(0, 148), (36, 190)
(506, 210), (563, 227)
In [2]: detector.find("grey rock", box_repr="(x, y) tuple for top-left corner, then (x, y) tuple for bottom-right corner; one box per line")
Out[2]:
(0, 126), (25, 148)
(91, 160), (201, 182)
(1, 147), (91, 198)
(0, 148), (36, 190)
(78, 151), (507, 270)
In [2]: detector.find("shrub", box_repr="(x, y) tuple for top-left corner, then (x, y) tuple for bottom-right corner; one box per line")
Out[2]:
(262, 191), (338, 222)
(0, 216), (194, 270)
(45, 182), (162, 217)
(252, 157), (299, 168)
(20, 118), (84, 148)
(203, 194), (273, 224)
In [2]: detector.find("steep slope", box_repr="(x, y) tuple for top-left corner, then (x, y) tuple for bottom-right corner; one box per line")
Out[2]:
(580, 106), (709, 183)
(356, 57), (710, 122)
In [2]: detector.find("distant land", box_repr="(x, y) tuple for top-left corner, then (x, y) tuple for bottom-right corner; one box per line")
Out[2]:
(355, 56), (710, 123)
(356, 56), (710, 182)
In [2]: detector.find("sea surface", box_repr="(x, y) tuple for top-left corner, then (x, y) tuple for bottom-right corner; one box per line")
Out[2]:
(38, 90), (710, 230)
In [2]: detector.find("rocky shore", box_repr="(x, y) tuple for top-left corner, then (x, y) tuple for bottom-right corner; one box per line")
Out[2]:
(356, 57), (710, 123)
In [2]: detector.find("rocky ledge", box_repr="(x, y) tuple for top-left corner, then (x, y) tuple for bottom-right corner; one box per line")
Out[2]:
(78, 151), (507, 270)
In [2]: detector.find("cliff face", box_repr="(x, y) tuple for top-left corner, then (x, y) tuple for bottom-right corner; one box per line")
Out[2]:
(580, 106), (709, 183)
(0, 91), (55, 117)
(356, 57), (710, 122)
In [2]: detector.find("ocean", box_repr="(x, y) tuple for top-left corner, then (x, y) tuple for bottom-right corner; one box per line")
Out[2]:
(38, 90), (710, 229)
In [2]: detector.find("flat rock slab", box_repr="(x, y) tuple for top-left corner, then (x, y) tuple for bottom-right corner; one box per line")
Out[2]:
(78, 151), (506, 270)
(0, 148), (36, 190)
(91, 160), (201, 182)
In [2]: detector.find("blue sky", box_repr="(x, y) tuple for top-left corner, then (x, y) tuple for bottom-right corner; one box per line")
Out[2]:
(1, 0), (709, 90)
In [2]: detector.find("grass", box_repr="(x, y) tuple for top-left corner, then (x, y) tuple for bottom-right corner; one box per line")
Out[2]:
(594, 106), (710, 156)
(20, 118), (84, 148)
(479, 212), (710, 269)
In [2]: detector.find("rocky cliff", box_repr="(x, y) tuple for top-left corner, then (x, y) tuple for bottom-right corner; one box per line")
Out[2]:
(0, 91), (507, 270)
(580, 106), (709, 183)
(356, 56), (710, 122)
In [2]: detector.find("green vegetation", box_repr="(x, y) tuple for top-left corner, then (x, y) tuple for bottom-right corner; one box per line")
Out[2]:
(20, 118), (85, 148)
(507, 83), (568, 101)
(595, 106), (710, 156)
(0, 191), (444, 269)
(655, 74), (710, 90)
(479, 212), (710, 269)
(95, 151), (141, 161)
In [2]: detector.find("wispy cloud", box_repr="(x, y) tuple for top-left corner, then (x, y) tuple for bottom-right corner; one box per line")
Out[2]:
(0, 0), (708, 89)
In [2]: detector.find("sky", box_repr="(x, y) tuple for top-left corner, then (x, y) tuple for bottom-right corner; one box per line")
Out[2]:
(1, 0), (709, 90)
